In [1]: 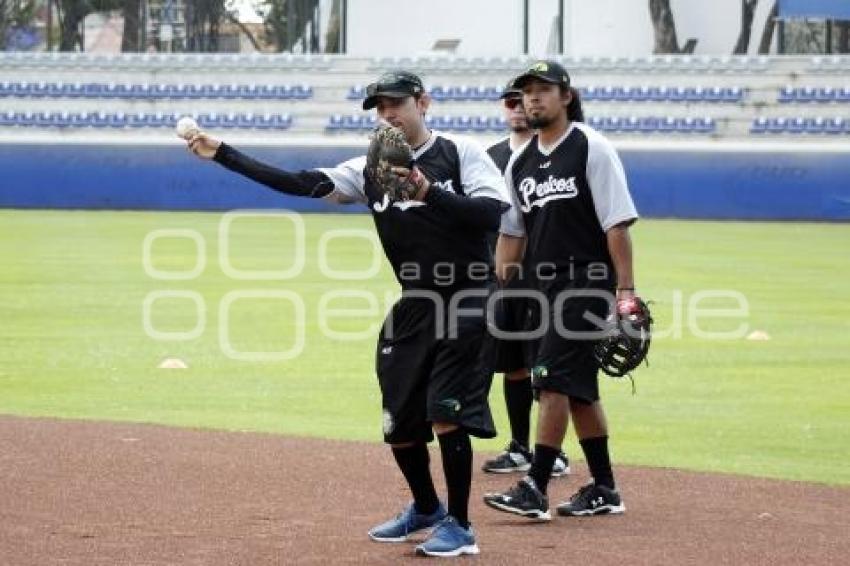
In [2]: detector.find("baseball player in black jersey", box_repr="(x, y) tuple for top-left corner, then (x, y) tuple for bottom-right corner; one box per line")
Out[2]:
(482, 83), (569, 478)
(483, 61), (641, 521)
(184, 70), (521, 558)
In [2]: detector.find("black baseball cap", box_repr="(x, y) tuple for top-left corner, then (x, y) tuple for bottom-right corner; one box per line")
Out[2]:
(510, 60), (571, 90)
(499, 79), (522, 99)
(362, 70), (425, 110)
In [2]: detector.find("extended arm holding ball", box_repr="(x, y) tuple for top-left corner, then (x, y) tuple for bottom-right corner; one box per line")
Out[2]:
(179, 118), (334, 199)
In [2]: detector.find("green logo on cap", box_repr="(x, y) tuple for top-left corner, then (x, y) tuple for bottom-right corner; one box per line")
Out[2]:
(531, 62), (549, 72)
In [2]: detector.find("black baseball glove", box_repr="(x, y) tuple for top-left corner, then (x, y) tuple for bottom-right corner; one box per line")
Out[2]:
(594, 296), (653, 378)
(364, 125), (418, 201)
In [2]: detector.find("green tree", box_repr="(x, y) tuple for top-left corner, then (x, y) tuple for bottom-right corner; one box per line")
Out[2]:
(186, 0), (225, 52)
(1, 0), (37, 49)
(120, 0), (141, 51)
(264, 0), (319, 52)
(55, 0), (122, 51)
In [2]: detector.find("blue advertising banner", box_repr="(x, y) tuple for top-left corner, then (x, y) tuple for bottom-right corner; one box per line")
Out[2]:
(779, 0), (850, 20)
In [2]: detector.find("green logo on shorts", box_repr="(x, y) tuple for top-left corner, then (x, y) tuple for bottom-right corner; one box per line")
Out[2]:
(531, 366), (549, 380)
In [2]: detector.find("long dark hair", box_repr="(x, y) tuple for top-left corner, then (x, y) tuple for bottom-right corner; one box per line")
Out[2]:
(566, 86), (584, 122)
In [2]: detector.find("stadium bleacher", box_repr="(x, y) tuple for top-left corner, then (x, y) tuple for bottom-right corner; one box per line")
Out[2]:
(0, 52), (848, 139)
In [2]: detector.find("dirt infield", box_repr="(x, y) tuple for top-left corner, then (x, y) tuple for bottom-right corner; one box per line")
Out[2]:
(1, 416), (847, 566)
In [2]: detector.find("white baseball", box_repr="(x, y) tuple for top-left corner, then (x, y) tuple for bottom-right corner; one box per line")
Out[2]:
(176, 116), (199, 140)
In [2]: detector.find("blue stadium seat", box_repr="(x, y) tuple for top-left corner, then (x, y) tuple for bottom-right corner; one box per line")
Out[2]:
(658, 116), (677, 132)
(430, 115), (452, 130)
(487, 116), (506, 131)
(128, 113), (148, 128)
(750, 117), (768, 134)
(147, 112), (170, 128)
(620, 116), (640, 132)
(347, 85), (365, 100)
(637, 117), (659, 133)
(470, 86), (489, 101)
(196, 113), (217, 128)
(327, 114), (344, 131)
(0, 111), (15, 126)
(766, 117), (786, 133)
(814, 87), (835, 103)
(778, 86), (795, 103)
(471, 116), (489, 132)
(33, 111), (52, 127)
(804, 117), (826, 134)
(722, 86), (744, 103)
(837, 87), (850, 102)
(702, 86), (723, 103)
(90, 112), (110, 128)
(446, 85), (465, 101)
(580, 86), (597, 101)
(194, 84), (215, 98)
(668, 87), (687, 102)
(596, 86), (616, 102)
(69, 112), (89, 127)
(28, 82), (48, 97)
(684, 87), (703, 102)
(628, 86), (651, 102)
(219, 113), (238, 128)
(612, 87), (631, 102)
(796, 87), (816, 103)
(483, 86), (501, 101)
(646, 86), (665, 102)
(108, 112), (127, 128)
(824, 117), (846, 134)
(694, 117), (715, 133)
(292, 84), (313, 99)
(16, 111), (36, 126)
(786, 117), (806, 134)
(587, 116), (604, 130)
(429, 85), (448, 102)
(451, 116), (472, 131)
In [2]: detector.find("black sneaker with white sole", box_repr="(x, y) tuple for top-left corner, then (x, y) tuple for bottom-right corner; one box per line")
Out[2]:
(483, 476), (551, 521)
(481, 440), (532, 473)
(556, 482), (625, 516)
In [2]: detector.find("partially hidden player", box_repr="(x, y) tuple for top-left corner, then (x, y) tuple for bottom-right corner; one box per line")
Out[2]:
(482, 82), (569, 478)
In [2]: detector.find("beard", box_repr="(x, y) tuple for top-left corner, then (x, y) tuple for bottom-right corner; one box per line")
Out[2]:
(510, 123), (530, 134)
(527, 115), (554, 129)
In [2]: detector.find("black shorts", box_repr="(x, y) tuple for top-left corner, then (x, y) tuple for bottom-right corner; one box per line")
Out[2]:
(530, 278), (613, 404)
(376, 293), (497, 444)
(492, 277), (536, 374)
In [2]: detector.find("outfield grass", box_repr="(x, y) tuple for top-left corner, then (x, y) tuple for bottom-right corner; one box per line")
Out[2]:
(1, 210), (848, 486)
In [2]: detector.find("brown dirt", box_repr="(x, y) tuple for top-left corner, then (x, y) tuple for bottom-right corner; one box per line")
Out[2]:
(0, 415), (847, 566)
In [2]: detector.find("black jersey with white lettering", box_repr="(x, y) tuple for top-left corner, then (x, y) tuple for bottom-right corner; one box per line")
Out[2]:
(506, 123), (637, 286)
(320, 131), (522, 294)
(487, 138), (513, 173)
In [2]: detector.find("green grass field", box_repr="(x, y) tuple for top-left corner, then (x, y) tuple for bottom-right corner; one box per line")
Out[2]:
(1, 210), (848, 485)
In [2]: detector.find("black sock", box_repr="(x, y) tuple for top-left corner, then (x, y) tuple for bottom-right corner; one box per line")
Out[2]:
(437, 428), (472, 529)
(392, 443), (440, 515)
(504, 377), (533, 449)
(529, 444), (560, 495)
(580, 435), (615, 489)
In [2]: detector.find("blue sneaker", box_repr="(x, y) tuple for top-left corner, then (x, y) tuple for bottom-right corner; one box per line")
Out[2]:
(368, 502), (447, 543)
(415, 516), (479, 557)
